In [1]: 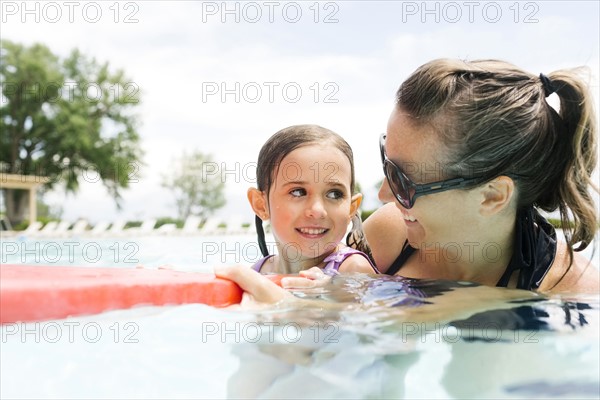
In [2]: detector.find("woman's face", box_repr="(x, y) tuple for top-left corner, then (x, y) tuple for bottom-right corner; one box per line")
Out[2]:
(379, 107), (484, 249)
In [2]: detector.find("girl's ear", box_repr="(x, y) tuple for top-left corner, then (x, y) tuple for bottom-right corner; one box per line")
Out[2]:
(349, 193), (363, 217)
(247, 188), (269, 220)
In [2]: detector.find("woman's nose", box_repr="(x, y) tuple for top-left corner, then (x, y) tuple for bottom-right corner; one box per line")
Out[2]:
(378, 178), (395, 203)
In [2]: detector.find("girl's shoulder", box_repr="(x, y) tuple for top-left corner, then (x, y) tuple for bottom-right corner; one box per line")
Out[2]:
(254, 255), (279, 274)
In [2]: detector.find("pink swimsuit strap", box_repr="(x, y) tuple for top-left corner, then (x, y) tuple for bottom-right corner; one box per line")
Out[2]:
(251, 247), (379, 274)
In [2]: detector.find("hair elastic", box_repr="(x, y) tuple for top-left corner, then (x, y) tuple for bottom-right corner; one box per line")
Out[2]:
(539, 73), (556, 97)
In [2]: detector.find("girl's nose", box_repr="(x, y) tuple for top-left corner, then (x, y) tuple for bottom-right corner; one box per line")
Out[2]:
(305, 198), (326, 219)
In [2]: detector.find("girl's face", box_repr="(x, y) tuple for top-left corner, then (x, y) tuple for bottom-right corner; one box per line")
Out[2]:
(266, 143), (361, 262)
(378, 108), (484, 249)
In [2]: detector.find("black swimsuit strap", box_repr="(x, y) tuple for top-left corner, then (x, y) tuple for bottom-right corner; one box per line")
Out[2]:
(385, 239), (416, 276)
(496, 206), (557, 290)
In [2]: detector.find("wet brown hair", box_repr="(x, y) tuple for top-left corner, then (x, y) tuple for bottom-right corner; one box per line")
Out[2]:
(256, 124), (355, 195)
(396, 58), (598, 260)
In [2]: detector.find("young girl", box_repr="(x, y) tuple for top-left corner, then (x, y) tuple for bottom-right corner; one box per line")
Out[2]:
(248, 124), (379, 276)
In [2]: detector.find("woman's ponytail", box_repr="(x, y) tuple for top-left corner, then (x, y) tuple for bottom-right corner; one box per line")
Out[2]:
(548, 69), (598, 253)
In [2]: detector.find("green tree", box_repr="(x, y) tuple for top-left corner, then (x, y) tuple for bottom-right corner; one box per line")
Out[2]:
(0, 40), (143, 225)
(36, 191), (63, 221)
(161, 150), (226, 222)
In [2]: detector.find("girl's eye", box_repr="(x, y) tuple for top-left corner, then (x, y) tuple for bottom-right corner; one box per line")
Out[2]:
(326, 190), (344, 200)
(290, 188), (306, 197)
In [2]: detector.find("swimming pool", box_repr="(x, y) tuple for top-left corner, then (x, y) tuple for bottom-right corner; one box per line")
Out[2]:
(1, 234), (599, 399)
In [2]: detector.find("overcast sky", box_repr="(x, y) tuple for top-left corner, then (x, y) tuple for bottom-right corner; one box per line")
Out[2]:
(2, 0), (599, 224)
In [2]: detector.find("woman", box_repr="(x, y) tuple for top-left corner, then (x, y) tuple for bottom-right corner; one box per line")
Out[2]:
(366, 59), (598, 293)
(216, 58), (598, 300)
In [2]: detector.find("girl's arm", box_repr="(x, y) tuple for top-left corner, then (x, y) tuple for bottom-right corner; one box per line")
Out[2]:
(215, 265), (293, 306)
(281, 252), (378, 289)
(214, 265), (539, 323)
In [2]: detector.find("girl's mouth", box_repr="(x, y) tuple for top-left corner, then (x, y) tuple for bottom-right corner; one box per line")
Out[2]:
(296, 227), (328, 236)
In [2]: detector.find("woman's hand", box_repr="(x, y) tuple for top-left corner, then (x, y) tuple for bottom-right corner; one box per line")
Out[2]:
(281, 267), (332, 289)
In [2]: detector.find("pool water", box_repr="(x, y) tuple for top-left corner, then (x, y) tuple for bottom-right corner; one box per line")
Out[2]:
(1, 235), (599, 399)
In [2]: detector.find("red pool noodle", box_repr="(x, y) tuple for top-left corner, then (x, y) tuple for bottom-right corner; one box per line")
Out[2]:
(0, 265), (283, 324)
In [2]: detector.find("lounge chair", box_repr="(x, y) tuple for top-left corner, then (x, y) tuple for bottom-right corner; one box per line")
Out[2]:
(124, 219), (156, 236)
(239, 220), (253, 235)
(224, 215), (252, 235)
(106, 220), (127, 237)
(35, 221), (58, 237)
(69, 219), (89, 237)
(155, 223), (177, 235)
(181, 215), (202, 235)
(89, 221), (110, 236)
(50, 221), (72, 237)
(198, 217), (223, 235)
(12, 221), (42, 238)
(138, 219), (157, 235)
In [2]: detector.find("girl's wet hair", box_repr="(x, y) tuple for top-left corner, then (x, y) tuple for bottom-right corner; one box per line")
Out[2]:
(256, 125), (355, 195)
(254, 124), (373, 260)
(396, 58), (598, 262)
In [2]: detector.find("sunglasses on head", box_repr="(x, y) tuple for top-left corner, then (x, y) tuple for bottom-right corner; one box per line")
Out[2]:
(379, 133), (488, 209)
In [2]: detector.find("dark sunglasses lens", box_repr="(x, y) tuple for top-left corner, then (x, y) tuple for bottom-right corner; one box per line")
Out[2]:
(384, 161), (410, 208)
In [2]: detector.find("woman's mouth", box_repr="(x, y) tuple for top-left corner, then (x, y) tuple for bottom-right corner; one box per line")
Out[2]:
(403, 214), (417, 223)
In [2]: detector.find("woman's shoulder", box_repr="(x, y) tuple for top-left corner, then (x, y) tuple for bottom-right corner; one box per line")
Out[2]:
(538, 240), (599, 293)
(362, 202), (407, 273)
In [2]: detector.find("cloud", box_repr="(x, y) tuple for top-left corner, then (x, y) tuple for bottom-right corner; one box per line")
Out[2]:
(2, 1), (598, 223)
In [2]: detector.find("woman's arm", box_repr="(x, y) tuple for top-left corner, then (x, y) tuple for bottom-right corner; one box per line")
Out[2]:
(362, 202), (408, 274)
(338, 254), (378, 274)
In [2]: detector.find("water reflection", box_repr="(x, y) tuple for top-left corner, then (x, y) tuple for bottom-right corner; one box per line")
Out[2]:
(225, 275), (599, 399)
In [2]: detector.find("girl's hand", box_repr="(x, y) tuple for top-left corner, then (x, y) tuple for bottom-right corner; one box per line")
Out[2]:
(281, 267), (332, 289)
(214, 265), (293, 307)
